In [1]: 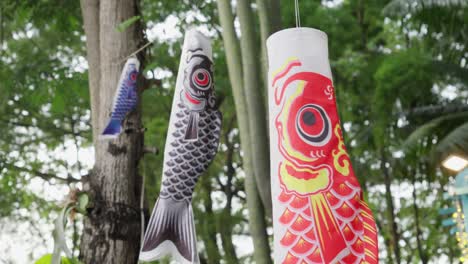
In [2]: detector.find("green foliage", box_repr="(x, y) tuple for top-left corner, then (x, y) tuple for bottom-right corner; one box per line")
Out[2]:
(373, 47), (434, 147)
(435, 122), (468, 159)
(117, 16), (141, 32)
(404, 112), (468, 153)
(384, 0), (466, 15)
(76, 193), (89, 214)
(35, 254), (81, 264)
(0, 0), (89, 262)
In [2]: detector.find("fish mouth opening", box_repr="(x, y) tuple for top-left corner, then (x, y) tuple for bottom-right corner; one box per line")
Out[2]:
(185, 90), (203, 105)
(285, 162), (320, 180)
(189, 88), (207, 98)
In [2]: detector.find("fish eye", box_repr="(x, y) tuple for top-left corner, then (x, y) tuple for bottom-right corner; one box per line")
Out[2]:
(295, 104), (331, 146)
(191, 68), (211, 90)
(130, 71), (138, 81)
(302, 111), (316, 126)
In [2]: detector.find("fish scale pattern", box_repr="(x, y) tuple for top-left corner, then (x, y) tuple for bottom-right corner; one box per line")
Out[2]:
(111, 73), (138, 120)
(159, 102), (221, 202)
(278, 179), (378, 264)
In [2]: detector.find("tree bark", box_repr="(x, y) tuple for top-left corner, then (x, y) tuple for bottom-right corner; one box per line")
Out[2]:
(256, 0), (281, 96)
(219, 123), (239, 264)
(80, 0), (100, 145)
(200, 173), (221, 263)
(218, 210), (238, 264)
(216, 0), (272, 263)
(410, 167), (428, 264)
(374, 216), (394, 264)
(381, 151), (401, 264)
(236, 0), (272, 218)
(79, 0), (145, 263)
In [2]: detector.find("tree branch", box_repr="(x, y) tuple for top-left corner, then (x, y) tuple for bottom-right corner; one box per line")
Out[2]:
(403, 103), (468, 118)
(7, 164), (80, 184)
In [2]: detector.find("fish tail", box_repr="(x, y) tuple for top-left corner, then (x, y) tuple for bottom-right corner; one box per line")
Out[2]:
(139, 198), (199, 264)
(184, 112), (199, 141)
(101, 119), (121, 138)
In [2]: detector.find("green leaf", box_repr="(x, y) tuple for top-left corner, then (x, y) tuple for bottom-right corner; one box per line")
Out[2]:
(436, 122), (468, 160)
(404, 111), (468, 151)
(77, 193), (89, 214)
(35, 254), (53, 264)
(35, 254), (79, 264)
(51, 92), (66, 114)
(116, 16), (141, 32)
(383, 0), (465, 15)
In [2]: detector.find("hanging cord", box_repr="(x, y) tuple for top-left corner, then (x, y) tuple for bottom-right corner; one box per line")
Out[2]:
(122, 41), (153, 63)
(294, 0), (301, 28)
(140, 163), (146, 246)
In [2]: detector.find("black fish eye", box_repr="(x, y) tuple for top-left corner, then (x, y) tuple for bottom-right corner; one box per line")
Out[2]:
(302, 111), (316, 126)
(295, 104), (331, 147)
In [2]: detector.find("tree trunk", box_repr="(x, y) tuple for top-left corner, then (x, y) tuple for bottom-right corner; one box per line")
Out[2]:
(79, 0), (145, 263)
(374, 217), (394, 264)
(411, 167), (428, 264)
(219, 125), (239, 264)
(200, 173), (221, 263)
(216, 0), (272, 263)
(218, 208), (238, 264)
(381, 151), (401, 264)
(80, 0), (100, 146)
(243, 170), (272, 264)
(256, 0), (281, 96)
(236, 0), (272, 218)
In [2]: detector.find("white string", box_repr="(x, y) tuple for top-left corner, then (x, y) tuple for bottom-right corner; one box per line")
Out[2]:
(294, 0), (301, 28)
(122, 41), (153, 63)
(101, 41), (154, 68)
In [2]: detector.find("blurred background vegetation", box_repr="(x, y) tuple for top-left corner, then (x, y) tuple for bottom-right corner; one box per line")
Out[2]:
(0, 0), (467, 263)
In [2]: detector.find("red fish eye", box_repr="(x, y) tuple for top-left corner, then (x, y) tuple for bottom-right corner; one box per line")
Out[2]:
(130, 72), (137, 81)
(295, 104), (331, 146)
(192, 69), (211, 90)
(197, 72), (205, 81)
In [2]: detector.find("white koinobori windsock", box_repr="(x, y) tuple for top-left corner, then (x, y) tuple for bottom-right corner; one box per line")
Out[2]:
(101, 57), (140, 138)
(266, 28), (379, 264)
(139, 29), (222, 263)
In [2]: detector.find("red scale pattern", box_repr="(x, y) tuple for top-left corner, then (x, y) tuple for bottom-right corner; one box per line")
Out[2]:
(290, 196), (309, 209)
(307, 247), (322, 263)
(279, 191), (294, 203)
(277, 142), (378, 264)
(280, 208), (297, 225)
(281, 230), (299, 247)
(290, 215), (312, 232)
(292, 238), (314, 255)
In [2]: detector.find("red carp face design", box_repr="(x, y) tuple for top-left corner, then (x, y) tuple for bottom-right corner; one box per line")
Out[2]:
(274, 61), (350, 197)
(271, 59), (378, 264)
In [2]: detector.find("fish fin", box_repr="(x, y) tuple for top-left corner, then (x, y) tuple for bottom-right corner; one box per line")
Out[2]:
(184, 112), (199, 141)
(100, 119), (121, 139)
(139, 198), (199, 264)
